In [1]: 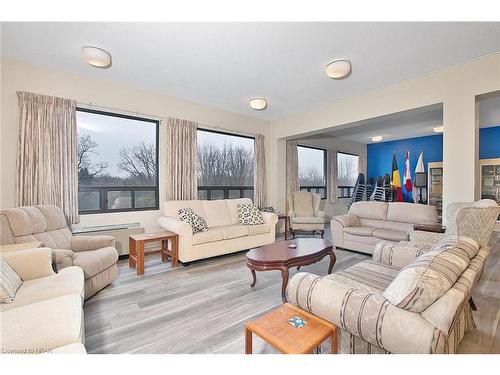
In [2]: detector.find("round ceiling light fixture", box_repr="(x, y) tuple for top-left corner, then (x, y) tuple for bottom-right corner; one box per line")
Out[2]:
(326, 59), (352, 79)
(371, 135), (383, 142)
(433, 126), (444, 133)
(249, 97), (267, 110)
(82, 46), (112, 69)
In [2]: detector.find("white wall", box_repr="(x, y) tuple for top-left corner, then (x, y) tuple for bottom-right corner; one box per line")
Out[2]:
(0, 59), (271, 233)
(269, 53), (500, 218)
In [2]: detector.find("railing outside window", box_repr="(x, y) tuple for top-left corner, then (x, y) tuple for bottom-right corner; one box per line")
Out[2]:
(197, 186), (254, 200)
(337, 185), (354, 199)
(78, 186), (158, 214)
(299, 185), (354, 199)
(299, 185), (327, 199)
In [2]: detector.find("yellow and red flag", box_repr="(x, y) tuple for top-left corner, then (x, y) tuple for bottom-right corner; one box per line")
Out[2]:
(391, 153), (403, 202)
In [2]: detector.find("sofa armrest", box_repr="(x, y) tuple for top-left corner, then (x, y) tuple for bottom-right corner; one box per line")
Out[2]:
(0, 241), (42, 253)
(332, 213), (360, 228)
(372, 241), (431, 268)
(261, 212), (278, 226)
(288, 272), (439, 353)
(1, 247), (55, 280)
(52, 249), (75, 271)
(70, 235), (115, 252)
(158, 216), (193, 240)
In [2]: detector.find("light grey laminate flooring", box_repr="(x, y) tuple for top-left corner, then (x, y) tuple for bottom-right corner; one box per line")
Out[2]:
(84, 230), (500, 354)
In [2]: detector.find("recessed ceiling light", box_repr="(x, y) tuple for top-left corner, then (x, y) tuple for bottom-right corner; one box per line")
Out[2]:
(371, 136), (383, 142)
(249, 98), (267, 110)
(82, 46), (112, 69)
(326, 59), (352, 79)
(433, 126), (444, 133)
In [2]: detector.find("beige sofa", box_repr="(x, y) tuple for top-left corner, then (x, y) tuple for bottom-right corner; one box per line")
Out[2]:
(0, 205), (118, 299)
(158, 198), (278, 263)
(331, 201), (438, 254)
(1, 247), (86, 354)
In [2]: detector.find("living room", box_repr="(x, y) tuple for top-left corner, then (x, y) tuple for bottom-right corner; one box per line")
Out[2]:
(1, 2), (500, 374)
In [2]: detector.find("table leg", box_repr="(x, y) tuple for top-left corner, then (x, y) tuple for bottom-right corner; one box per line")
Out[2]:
(284, 217), (289, 241)
(245, 327), (253, 354)
(327, 251), (336, 274)
(280, 266), (289, 303)
(172, 236), (179, 267)
(137, 241), (145, 275)
(250, 269), (256, 287)
(330, 329), (338, 354)
(129, 238), (136, 268)
(161, 239), (167, 262)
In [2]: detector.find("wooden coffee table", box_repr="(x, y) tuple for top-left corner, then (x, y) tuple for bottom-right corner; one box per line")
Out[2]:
(245, 303), (338, 354)
(246, 238), (336, 303)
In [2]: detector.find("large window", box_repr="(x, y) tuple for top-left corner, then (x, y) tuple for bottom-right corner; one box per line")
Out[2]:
(337, 152), (359, 198)
(76, 108), (159, 214)
(197, 129), (254, 200)
(298, 145), (327, 198)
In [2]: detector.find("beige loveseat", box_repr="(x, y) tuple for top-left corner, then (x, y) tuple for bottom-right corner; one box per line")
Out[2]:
(331, 201), (438, 254)
(158, 198), (278, 263)
(0, 205), (118, 299)
(1, 247), (86, 354)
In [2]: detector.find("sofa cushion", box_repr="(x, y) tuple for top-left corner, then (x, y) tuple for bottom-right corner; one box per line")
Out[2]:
(0, 294), (83, 353)
(72, 247), (118, 279)
(291, 216), (328, 224)
(343, 226), (376, 237)
(0, 266), (84, 312)
(337, 260), (400, 293)
(192, 229), (224, 245)
(293, 191), (314, 217)
(383, 235), (479, 313)
(202, 200), (233, 228)
(237, 204), (264, 225)
(248, 224), (272, 236)
(372, 229), (409, 242)
(163, 200), (205, 220)
(219, 225), (249, 240)
(0, 257), (22, 303)
(349, 201), (388, 220)
(386, 202), (438, 225)
(178, 208), (208, 233)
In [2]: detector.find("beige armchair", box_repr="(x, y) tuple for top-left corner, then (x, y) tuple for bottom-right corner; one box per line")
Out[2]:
(0, 205), (118, 299)
(288, 191), (329, 238)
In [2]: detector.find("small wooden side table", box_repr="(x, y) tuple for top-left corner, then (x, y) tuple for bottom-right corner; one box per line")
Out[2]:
(129, 231), (179, 275)
(277, 214), (290, 240)
(413, 224), (446, 233)
(245, 303), (338, 354)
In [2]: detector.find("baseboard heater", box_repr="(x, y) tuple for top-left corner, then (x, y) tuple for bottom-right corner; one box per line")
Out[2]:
(72, 223), (145, 256)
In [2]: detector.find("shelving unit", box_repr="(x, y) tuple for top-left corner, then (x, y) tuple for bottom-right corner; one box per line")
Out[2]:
(480, 158), (500, 222)
(428, 162), (443, 223)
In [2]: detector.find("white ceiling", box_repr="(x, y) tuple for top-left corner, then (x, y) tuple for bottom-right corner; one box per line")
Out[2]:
(1, 22), (500, 121)
(300, 95), (500, 144)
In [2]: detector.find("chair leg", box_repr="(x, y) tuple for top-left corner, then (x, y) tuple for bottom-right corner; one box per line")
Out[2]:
(320, 230), (324, 239)
(469, 297), (478, 311)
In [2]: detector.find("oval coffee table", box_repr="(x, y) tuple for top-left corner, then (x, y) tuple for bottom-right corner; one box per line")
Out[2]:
(246, 238), (336, 303)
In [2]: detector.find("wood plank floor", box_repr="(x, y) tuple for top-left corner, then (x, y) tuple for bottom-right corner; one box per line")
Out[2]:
(84, 230), (500, 354)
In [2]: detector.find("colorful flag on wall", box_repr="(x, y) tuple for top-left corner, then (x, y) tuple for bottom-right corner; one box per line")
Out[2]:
(391, 153), (403, 202)
(412, 151), (425, 203)
(404, 150), (413, 200)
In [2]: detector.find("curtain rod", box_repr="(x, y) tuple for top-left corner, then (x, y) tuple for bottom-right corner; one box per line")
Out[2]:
(77, 102), (259, 138)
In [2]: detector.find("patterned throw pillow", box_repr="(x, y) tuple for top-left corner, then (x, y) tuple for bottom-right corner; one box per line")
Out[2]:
(178, 208), (208, 234)
(0, 257), (23, 304)
(237, 204), (264, 225)
(383, 235), (479, 313)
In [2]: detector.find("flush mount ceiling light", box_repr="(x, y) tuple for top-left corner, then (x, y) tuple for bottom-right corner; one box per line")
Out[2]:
(82, 46), (112, 68)
(326, 59), (352, 79)
(371, 136), (383, 142)
(249, 97), (267, 110)
(433, 126), (444, 133)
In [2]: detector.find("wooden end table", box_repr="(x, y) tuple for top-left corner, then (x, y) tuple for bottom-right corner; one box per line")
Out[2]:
(413, 224), (446, 233)
(246, 238), (336, 303)
(245, 303), (338, 354)
(129, 231), (179, 275)
(277, 214), (290, 240)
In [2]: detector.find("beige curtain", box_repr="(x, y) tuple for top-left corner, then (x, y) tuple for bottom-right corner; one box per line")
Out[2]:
(253, 134), (267, 208)
(329, 149), (338, 204)
(16, 92), (79, 224)
(286, 141), (299, 208)
(165, 117), (198, 200)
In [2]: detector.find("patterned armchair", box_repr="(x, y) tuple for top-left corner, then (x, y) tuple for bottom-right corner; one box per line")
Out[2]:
(288, 200), (500, 354)
(288, 191), (329, 238)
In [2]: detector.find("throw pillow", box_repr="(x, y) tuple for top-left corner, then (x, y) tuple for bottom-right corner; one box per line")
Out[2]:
(0, 257), (23, 304)
(178, 208), (208, 234)
(237, 204), (264, 225)
(382, 235), (479, 313)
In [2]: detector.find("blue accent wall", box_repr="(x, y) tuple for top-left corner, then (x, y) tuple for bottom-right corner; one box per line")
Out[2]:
(367, 125), (500, 202)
